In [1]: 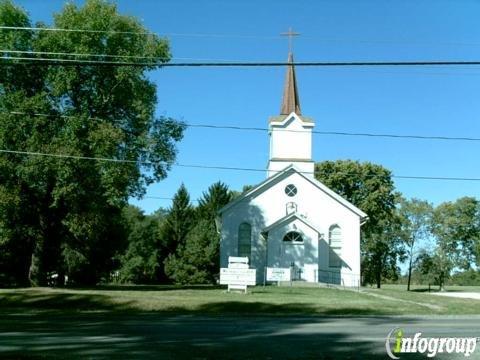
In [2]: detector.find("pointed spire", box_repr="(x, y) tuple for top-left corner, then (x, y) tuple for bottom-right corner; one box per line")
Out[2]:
(280, 52), (301, 115)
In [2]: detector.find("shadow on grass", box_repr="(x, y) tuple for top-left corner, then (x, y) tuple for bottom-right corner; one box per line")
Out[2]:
(0, 290), (136, 313)
(0, 290), (400, 317)
(410, 288), (436, 293)
(89, 284), (225, 292)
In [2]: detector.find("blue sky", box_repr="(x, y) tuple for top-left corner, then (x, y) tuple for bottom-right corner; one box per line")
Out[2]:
(15, 0), (480, 214)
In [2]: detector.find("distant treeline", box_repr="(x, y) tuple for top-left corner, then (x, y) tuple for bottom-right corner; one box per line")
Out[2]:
(0, 0), (478, 288)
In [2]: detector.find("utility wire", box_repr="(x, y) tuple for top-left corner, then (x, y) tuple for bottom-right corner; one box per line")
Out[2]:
(0, 49), (241, 62)
(142, 195), (200, 202)
(3, 26), (480, 47)
(0, 25), (152, 36)
(2, 56), (480, 67)
(0, 49), (168, 60)
(1, 148), (479, 182)
(5, 51), (480, 75)
(186, 123), (480, 142)
(5, 111), (480, 143)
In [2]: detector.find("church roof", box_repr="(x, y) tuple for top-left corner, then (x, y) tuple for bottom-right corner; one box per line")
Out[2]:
(262, 212), (321, 234)
(268, 114), (314, 124)
(218, 165), (368, 220)
(280, 52), (301, 115)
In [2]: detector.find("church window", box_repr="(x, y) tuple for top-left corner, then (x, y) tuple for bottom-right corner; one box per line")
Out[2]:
(238, 222), (252, 258)
(283, 231), (303, 243)
(329, 225), (342, 268)
(285, 184), (297, 197)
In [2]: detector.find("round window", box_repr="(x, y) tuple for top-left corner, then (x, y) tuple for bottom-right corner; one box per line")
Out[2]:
(285, 184), (297, 197)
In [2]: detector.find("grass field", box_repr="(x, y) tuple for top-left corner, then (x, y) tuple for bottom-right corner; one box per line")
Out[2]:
(1, 284), (480, 316)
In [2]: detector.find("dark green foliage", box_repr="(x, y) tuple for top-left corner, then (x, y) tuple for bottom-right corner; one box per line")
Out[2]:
(160, 184), (195, 255)
(0, 0), (184, 286)
(117, 206), (165, 284)
(414, 196), (480, 290)
(164, 219), (217, 284)
(448, 269), (480, 286)
(415, 250), (452, 290)
(431, 197), (480, 270)
(396, 198), (433, 291)
(165, 182), (232, 284)
(315, 160), (401, 288)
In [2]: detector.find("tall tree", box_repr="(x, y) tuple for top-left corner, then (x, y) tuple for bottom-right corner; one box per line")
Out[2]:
(160, 184), (195, 257)
(0, 0), (184, 286)
(165, 182), (232, 284)
(397, 198), (433, 291)
(431, 197), (480, 270)
(315, 160), (400, 288)
(117, 205), (166, 284)
(416, 248), (453, 291)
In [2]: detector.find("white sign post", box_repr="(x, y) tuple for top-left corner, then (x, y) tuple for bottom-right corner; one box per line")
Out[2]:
(266, 267), (292, 282)
(220, 257), (256, 293)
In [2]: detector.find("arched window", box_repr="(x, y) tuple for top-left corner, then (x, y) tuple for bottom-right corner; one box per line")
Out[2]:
(329, 225), (342, 268)
(283, 231), (303, 243)
(238, 223), (251, 258)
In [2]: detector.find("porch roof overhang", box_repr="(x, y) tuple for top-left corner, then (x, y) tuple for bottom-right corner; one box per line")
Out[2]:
(262, 212), (322, 235)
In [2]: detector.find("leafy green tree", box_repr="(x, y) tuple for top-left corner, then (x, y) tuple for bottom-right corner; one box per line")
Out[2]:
(164, 219), (217, 284)
(315, 160), (400, 288)
(448, 269), (480, 286)
(415, 197), (480, 291)
(416, 249), (452, 291)
(397, 198), (433, 291)
(160, 184), (195, 257)
(0, 0), (184, 286)
(117, 206), (165, 284)
(197, 182), (233, 221)
(431, 197), (480, 270)
(165, 182), (232, 284)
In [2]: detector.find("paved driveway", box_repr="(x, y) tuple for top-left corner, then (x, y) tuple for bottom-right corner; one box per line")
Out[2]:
(432, 292), (480, 301)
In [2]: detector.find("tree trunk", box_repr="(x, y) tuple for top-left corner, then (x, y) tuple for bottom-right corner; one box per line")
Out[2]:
(407, 251), (413, 291)
(439, 274), (445, 292)
(376, 265), (381, 289)
(28, 240), (47, 286)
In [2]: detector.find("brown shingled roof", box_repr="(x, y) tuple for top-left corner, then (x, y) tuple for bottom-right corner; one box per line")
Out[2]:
(280, 52), (301, 115)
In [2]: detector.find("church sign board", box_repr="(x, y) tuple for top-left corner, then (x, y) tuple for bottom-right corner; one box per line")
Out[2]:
(266, 267), (292, 282)
(220, 257), (256, 293)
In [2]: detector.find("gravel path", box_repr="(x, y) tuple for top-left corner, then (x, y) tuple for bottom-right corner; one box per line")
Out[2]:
(432, 292), (480, 301)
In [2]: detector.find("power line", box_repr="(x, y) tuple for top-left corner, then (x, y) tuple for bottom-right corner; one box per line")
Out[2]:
(0, 25), (152, 36)
(1, 147), (479, 182)
(3, 56), (480, 67)
(3, 26), (480, 48)
(186, 123), (480, 142)
(0, 49), (168, 60)
(5, 51), (480, 75)
(5, 112), (479, 143)
(5, 50), (480, 76)
(0, 149), (138, 164)
(142, 195), (200, 202)
(0, 49), (240, 62)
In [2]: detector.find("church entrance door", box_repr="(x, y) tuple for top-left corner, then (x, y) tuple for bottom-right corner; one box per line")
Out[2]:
(281, 243), (305, 280)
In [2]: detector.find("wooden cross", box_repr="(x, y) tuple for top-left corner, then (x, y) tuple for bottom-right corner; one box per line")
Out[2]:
(281, 27), (300, 53)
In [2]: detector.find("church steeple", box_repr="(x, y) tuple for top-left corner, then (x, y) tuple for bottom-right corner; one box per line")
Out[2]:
(267, 29), (314, 179)
(280, 52), (301, 115)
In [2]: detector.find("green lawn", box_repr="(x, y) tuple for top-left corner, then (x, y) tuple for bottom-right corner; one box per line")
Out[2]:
(1, 284), (480, 316)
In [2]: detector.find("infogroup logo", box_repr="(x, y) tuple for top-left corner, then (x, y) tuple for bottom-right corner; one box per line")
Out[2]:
(385, 328), (478, 359)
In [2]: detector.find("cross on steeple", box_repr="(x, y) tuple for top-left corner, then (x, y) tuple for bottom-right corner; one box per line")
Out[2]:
(280, 28), (301, 115)
(280, 27), (300, 53)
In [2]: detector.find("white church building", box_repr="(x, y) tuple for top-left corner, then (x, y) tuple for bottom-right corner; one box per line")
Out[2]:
(218, 51), (367, 287)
